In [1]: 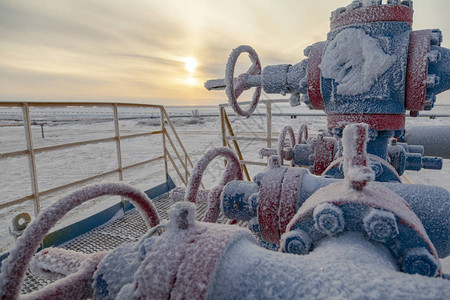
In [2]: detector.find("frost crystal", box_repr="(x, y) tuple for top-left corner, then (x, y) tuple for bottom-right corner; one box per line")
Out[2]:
(319, 28), (395, 96)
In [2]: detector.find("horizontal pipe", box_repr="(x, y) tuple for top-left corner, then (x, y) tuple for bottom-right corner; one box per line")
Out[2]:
(208, 232), (450, 299)
(239, 160), (268, 166)
(296, 172), (450, 258)
(403, 125), (450, 158)
(224, 168), (449, 258)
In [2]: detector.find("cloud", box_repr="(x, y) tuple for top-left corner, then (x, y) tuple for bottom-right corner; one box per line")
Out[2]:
(1, 0), (449, 106)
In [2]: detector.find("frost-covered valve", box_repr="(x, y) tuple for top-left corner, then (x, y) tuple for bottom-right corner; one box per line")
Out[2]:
(259, 123), (309, 160)
(0, 182), (161, 300)
(259, 124), (338, 174)
(205, 46), (308, 116)
(277, 125), (296, 165)
(301, 2), (450, 128)
(205, 45), (262, 117)
(258, 125), (296, 164)
(387, 140), (443, 176)
(181, 147), (243, 223)
(282, 123), (443, 277)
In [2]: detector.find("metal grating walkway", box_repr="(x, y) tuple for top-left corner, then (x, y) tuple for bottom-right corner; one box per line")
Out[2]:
(20, 194), (242, 294)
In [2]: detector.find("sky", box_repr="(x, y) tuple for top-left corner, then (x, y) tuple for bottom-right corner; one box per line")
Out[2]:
(1, 0), (449, 106)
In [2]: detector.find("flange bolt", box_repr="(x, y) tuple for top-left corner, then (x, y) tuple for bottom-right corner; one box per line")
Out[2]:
(313, 203), (345, 236)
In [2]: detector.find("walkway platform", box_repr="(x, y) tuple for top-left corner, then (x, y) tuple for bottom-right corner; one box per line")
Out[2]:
(21, 194), (236, 294)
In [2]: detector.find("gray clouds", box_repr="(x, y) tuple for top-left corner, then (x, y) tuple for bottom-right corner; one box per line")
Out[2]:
(1, 0), (449, 105)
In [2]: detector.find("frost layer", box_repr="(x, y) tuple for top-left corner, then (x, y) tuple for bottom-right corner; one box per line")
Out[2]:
(319, 28), (395, 96)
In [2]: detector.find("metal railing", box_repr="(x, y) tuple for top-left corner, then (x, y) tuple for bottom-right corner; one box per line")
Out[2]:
(219, 99), (286, 180)
(0, 102), (198, 216)
(219, 99), (450, 180)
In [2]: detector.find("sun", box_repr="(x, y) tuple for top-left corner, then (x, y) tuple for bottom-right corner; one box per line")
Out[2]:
(185, 57), (198, 73)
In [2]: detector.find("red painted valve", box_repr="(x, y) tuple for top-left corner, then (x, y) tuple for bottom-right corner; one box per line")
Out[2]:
(205, 45), (262, 117)
(278, 125), (296, 166)
(0, 182), (160, 300)
(184, 147), (243, 222)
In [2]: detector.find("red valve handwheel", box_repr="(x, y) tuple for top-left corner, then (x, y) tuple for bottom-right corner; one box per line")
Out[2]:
(225, 45), (262, 117)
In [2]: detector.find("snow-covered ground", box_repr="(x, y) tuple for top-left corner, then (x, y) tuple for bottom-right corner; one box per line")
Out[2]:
(1, 102), (449, 272)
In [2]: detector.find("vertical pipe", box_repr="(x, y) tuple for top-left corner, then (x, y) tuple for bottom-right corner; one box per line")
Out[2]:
(22, 103), (40, 216)
(266, 101), (272, 148)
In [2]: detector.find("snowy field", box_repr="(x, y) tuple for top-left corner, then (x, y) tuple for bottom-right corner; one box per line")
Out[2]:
(1, 102), (449, 272)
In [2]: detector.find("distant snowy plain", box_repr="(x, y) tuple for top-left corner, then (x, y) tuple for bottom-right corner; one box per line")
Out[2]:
(1, 102), (449, 272)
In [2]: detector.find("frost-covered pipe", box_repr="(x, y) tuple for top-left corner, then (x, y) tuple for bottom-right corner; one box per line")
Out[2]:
(30, 248), (91, 280)
(222, 166), (450, 258)
(92, 203), (450, 298)
(403, 125), (450, 159)
(171, 187), (209, 204)
(208, 232), (450, 299)
(21, 252), (106, 300)
(342, 123), (375, 190)
(0, 182), (160, 300)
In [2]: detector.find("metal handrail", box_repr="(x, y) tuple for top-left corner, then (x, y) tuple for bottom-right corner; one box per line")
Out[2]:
(218, 99), (450, 179)
(219, 99), (280, 179)
(0, 101), (198, 214)
(220, 107), (252, 181)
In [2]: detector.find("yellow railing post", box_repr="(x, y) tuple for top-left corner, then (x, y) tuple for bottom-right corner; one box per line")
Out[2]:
(160, 108), (169, 183)
(220, 107), (227, 148)
(266, 101), (272, 148)
(22, 103), (41, 216)
(112, 104), (124, 183)
(220, 107), (251, 181)
(113, 104), (125, 204)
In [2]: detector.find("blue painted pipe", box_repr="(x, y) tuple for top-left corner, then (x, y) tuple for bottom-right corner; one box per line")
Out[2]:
(403, 126), (450, 159)
(222, 169), (450, 257)
(405, 153), (422, 171)
(367, 131), (393, 160)
(398, 143), (424, 155)
(422, 156), (443, 170)
(93, 212), (450, 299)
(208, 232), (450, 299)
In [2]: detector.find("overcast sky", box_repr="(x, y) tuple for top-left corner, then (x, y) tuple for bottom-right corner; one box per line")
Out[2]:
(1, 0), (449, 106)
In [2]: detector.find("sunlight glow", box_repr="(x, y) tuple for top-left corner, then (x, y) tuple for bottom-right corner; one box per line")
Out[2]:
(185, 57), (198, 73)
(186, 77), (197, 85)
